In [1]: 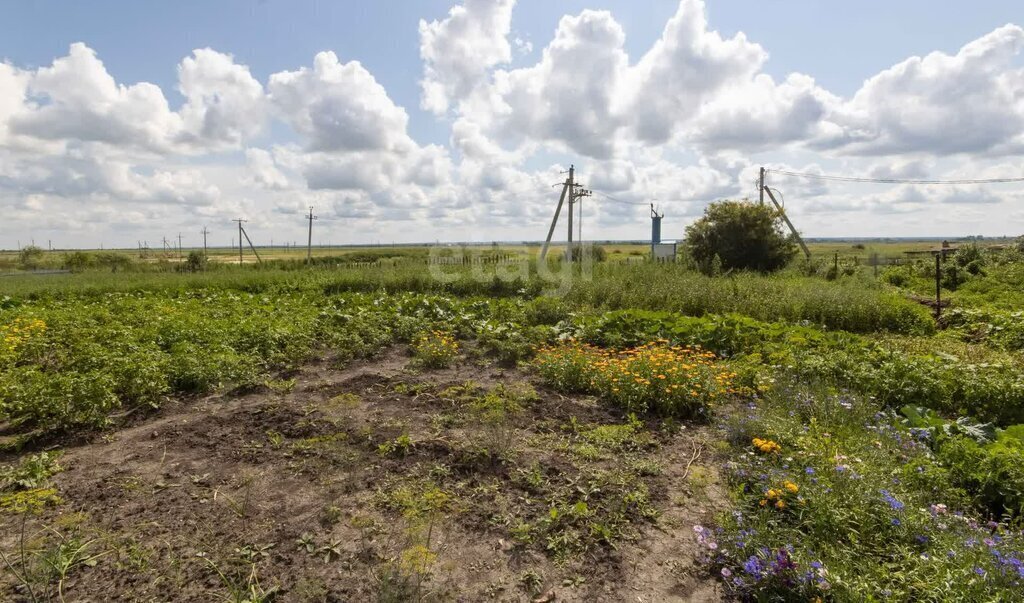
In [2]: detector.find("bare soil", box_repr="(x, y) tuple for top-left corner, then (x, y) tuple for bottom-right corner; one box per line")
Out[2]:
(0, 347), (729, 602)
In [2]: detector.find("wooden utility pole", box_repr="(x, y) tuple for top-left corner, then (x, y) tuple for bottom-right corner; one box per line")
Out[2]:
(306, 206), (318, 264)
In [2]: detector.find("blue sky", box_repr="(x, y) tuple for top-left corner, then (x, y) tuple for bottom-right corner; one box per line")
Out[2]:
(1, 0), (1024, 247)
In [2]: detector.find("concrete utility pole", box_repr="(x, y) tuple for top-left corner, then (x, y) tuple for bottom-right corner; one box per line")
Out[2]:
(177, 233), (183, 261)
(200, 227), (210, 257)
(305, 206), (318, 263)
(759, 167), (766, 205)
(566, 166), (575, 262)
(233, 219), (247, 265)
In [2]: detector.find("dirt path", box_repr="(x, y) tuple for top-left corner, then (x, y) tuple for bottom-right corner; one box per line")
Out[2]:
(1, 348), (728, 602)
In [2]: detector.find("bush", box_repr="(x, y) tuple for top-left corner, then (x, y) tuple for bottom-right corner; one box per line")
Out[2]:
(186, 250), (208, 272)
(18, 245), (45, 270)
(684, 201), (798, 274)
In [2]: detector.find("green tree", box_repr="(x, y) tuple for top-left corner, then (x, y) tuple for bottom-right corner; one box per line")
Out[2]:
(17, 245), (45, 270)
(684, 201), (798, 273)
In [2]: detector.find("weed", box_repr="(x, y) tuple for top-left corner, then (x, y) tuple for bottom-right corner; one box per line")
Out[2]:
(411, 330), (460, 369)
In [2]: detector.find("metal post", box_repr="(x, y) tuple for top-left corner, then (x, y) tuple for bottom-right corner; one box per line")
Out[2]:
(935, 253), (942, 320)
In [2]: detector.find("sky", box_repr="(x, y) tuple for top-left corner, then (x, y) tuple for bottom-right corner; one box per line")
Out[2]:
(1, 0), (1024, 249)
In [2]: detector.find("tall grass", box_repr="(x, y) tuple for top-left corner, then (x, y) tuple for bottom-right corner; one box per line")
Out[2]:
(0, 261), (933, 334)
(565, 263), (933, 334)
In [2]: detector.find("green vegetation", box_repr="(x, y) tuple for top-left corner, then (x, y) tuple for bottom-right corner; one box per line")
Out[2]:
(3, 238), (1024, 600)
(684, 200), (798, 274)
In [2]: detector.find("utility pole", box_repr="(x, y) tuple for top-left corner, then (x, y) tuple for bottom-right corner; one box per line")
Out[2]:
(759, 167), (765, 205)
(566, 166), (575, 262)
(200, 227), (210, 257)
(177, 233), (183, 262)
(540, 169), (571, 262)
(232, 219), (246, 265)
(306, 206), (318, 264)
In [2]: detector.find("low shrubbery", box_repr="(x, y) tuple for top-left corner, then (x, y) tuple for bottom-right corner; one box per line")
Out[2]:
(565, 308), (1024, 426)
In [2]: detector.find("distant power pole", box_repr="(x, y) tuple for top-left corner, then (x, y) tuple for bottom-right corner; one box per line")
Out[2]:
(233, 219), (247, 265)
(177, 233), (183, 261)
(200, 227), (210, 257)
(306, 206), (318, 263)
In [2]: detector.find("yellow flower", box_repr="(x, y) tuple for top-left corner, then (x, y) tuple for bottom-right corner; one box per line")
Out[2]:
(775, 500), (786, 510)
(783, 481), (799, 494)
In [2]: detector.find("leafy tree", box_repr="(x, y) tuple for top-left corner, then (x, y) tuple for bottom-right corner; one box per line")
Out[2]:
(684, 201), (798, 274)
(17, 245), (45, 270)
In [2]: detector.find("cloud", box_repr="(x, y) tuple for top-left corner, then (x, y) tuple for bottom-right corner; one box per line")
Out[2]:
(245, 148), (289, 189)
(419, 0), (516, 115)
(268, 51), (414, 154)
(822, 24), (1024, 155)
(9, 43), (182, 152)
(177, 49), (266, 148)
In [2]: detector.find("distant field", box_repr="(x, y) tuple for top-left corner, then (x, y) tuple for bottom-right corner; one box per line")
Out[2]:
(1, 238), (1013, 270)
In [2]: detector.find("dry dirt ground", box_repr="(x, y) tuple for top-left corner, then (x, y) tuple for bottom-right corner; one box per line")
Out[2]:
(0, 347), (729, 602)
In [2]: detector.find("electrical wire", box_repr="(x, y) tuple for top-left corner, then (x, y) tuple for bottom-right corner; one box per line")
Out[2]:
(767, 168), (1024, 185)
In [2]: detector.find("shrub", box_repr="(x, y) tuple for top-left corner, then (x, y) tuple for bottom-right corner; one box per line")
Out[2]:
(684, 201), (798, 274)
(17, 245), (45, 270)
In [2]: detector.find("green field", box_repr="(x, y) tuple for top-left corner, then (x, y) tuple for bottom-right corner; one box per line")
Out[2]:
(1, 242), (1023, 601)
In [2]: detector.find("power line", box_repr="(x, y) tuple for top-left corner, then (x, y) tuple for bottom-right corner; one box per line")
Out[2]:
(594, 191), (649, 206)
(767, 168), (1024, 185)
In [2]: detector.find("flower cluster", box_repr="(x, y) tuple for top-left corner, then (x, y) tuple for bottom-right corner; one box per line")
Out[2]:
(760, 480), (801, 510)
(752, 437), (781, 454)
(411, 330), (460, 368)
(0, 317), (47, 364)
(534, 340), (737, 417)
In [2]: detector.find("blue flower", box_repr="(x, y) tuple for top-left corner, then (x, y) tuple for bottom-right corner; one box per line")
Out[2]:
(743, 555), (765, 578)
(805, 467), (816, 475)
(880, 489), (905, 511)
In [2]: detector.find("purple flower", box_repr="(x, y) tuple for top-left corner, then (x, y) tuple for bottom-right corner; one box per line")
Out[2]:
(720, 567), (732, 578)
(743, 555), (765, 578)
(975, 567), (986, 576)
(880, 489), (904, 511)
(805, 467), (816, 475)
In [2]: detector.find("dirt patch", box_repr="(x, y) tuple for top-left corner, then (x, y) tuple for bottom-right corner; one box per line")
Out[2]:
(0, 347), (729, 602)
